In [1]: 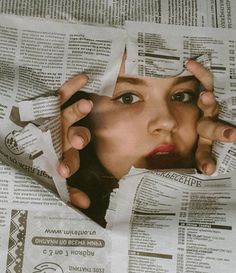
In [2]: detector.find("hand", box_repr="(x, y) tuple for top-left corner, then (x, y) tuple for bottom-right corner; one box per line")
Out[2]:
(58, 74), (92, 208)
(186, 60), (236, 175)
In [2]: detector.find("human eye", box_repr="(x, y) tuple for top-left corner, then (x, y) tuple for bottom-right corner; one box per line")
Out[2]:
(112, 92), (142, 104)
(171, 90), (197, 104)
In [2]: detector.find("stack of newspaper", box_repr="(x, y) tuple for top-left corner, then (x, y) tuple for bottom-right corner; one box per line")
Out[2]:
(0, 1), (235, 272)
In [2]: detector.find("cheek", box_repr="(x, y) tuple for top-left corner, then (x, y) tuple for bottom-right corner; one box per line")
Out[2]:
(89, 109), (143, 178)
(175, 103), (200, 123)
(181, 108), (199, 127)
(90, 109), (138, 151)
(175, 106), (200, 144)
(90, 103), (143, 140)
(91, 110), (129, 135)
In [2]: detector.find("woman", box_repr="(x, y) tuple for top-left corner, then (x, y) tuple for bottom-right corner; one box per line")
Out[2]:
(58, 58), (236, 226)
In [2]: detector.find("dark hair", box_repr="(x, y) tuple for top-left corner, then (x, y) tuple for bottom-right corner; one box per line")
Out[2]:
(64, 91), (118, 227)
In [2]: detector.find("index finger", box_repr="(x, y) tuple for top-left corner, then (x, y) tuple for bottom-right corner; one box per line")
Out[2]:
(185, 59), (213, 91)
(59, 74), (89, 105)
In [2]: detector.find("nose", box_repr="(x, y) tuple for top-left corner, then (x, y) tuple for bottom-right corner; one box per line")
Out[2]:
(147, 102), (178, 134)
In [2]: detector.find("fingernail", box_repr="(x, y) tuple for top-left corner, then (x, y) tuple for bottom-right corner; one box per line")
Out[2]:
(77, 99), (93, 113)
(184, 59), (190, 67)
(81, 73), (89, 80)
(199, 91), (206, 101)
(199, 91), (215, 105)
(201, 164), (208, 174)
(223, 128), (233, 139)
(88, 99), (93, 108)
(76, 135), (85, 149)
(60, 162), (70, 177)
(199, 92), (208, 106)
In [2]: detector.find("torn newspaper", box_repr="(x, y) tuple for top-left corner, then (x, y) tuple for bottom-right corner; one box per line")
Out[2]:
(106, 168), (236, 273)
(0, 14), (126, 202)
(0, 15), (125, 273)
(0, 159), (111, 272)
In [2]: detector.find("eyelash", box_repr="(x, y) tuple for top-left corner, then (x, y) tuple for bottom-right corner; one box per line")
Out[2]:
(113, 92), (142, 104)
(113, 90), (197, 105)
(171, 90), (197, 104)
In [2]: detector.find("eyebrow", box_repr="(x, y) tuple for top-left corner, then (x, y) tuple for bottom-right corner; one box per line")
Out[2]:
(172, 76), (198, 85)
(116, 76), (147, 86)
(116, 75), (199, 87)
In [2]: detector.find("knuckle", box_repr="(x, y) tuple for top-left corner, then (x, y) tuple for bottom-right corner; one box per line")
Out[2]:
(61, 104), (82, 123)
(78, 73), (89, 83)
(77, 127), (91, 143)
(58, 88), (67, 103)
(82, 128), (91, 143)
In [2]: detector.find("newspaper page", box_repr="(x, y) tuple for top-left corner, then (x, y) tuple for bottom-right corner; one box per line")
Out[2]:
(106, 168), (236, 273)
(0, 3), (236, 273)
(0, 0), (236, 29)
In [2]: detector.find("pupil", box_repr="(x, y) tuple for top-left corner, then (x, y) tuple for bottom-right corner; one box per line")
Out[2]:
(122, 94), (133, 103)
(176, 93), (183, 101)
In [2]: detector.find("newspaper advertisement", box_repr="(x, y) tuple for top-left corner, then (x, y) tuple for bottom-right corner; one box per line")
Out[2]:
(0, 2), (236, 273)
(106, 168), (236, 273)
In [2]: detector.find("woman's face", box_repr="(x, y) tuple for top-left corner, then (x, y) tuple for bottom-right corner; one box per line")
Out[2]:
(89, 63), (201, 179)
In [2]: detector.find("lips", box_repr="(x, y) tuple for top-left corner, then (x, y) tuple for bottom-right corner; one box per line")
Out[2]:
(145, 144), (182, 169)
(148, 144), (177, 156)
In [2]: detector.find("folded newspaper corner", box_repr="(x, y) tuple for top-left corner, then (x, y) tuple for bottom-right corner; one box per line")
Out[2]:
(15, 95), (70, 202)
